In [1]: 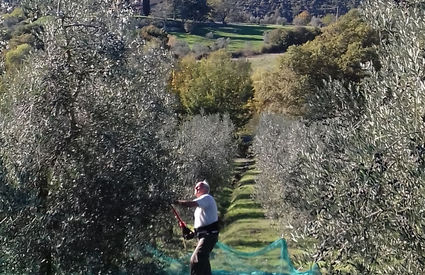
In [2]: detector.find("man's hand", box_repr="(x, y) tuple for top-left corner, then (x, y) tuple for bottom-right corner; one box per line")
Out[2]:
(178, 221), (185, 228)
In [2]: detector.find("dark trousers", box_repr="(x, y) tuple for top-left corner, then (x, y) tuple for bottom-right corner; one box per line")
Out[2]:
(190, 233), (218, 275)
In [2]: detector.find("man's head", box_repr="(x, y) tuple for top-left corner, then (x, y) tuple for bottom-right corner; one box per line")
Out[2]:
(194, 180), (209, 197)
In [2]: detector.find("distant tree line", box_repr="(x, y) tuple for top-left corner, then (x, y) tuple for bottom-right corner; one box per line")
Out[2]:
(0, 0), (361, 25)
(149, 0), (361, 25)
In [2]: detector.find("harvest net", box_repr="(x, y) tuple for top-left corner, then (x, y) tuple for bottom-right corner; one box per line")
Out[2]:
(146, 238), (320, 275)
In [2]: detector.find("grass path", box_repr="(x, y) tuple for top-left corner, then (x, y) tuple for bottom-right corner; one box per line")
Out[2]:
(243, 53), (284, 72)
(158, 155), (319, 273)
(219, 158), (280, 251)
(217, 157), (319, 273)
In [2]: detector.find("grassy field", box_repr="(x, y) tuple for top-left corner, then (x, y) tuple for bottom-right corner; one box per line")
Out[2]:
(217, 158), (318, 273)
(239, 53), (284, 72)
(169, 23), (291, 53)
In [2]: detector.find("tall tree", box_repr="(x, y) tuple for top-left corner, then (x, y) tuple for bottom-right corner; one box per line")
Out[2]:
(179, 0), (210, 21)
(170, 50), (254, 128)
(154, 0), (209, 21)
(208, 0), (233, 24)
(156, 0), (209, 21)
(0, 0), (179, 273)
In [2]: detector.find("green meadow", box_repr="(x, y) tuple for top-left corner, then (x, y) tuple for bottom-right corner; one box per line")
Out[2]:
(169, 23), (291, 52)
(245, 53), (283, 71)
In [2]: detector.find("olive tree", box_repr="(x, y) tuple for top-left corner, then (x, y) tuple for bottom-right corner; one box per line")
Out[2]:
(0, 0), (180, 273)
(174, 113), (236, 197)
(254, 0), (425, 273)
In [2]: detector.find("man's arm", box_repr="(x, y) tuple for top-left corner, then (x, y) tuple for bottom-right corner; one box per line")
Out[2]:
(174, 200), (198, 207)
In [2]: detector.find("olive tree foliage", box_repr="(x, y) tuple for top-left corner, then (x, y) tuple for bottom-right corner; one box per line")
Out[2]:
(253, 115), (315, 228)
(254, 0), (425, 273)
(0, 0), (180, 273)
(174, 113), (236, 197)
(0, 9), (6, 88)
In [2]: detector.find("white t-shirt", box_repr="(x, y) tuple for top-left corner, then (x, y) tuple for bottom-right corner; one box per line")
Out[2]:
(193, 194), (218, 229)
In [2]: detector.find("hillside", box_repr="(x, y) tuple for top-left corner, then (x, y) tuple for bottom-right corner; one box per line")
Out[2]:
(150, 0), (361, 22)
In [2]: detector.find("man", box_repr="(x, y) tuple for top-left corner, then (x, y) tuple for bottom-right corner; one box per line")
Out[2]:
(174, 180), (219, 275)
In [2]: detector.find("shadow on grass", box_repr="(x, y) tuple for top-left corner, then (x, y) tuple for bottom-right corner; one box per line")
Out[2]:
(224, 239), (273, 248)
(224, 211), (265, 224)
(231, 192), (252, 201)
(190, 23), (273, 38)
(238, 179), (255, 186)
(215, 187), (233, 228)
(229, 201), (261, 210)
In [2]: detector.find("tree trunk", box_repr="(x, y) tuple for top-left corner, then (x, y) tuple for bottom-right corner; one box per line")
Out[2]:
(39, 247), (53, 275)
(37, 171), (53, 275)
(142, 0), (150, 16)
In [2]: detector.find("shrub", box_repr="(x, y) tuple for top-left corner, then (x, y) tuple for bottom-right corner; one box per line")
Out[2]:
(262, 27), (320, 53)
(140, 24), (168, 43)
(205, 31), (214, 39)
(11, 19), (42, 37)
(2, 7), (25, 28)
(5, 43), (31, 71)
(210, 37), (230, 51)
(253, 66), (308, 115)
(262, 28), (290, 53)
(8, 33), (35, 49)
(191, 42), (210, 59)
(170, 39), (191, 57)
(183, 21), (196, 33)
(321, 13), (337, 26)
(293, 10), (311, 26)
(309, 16), (322, 27)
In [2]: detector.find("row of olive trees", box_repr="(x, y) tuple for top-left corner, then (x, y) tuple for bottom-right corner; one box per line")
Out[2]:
(0, 0), (236, 274)
(254, 0), (425, 273)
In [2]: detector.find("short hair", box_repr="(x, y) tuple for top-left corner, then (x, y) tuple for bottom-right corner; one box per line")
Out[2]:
(197, 180), (210, 193)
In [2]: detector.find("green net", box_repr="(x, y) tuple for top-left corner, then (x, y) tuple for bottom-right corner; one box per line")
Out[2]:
(146, 238), (320, 275)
